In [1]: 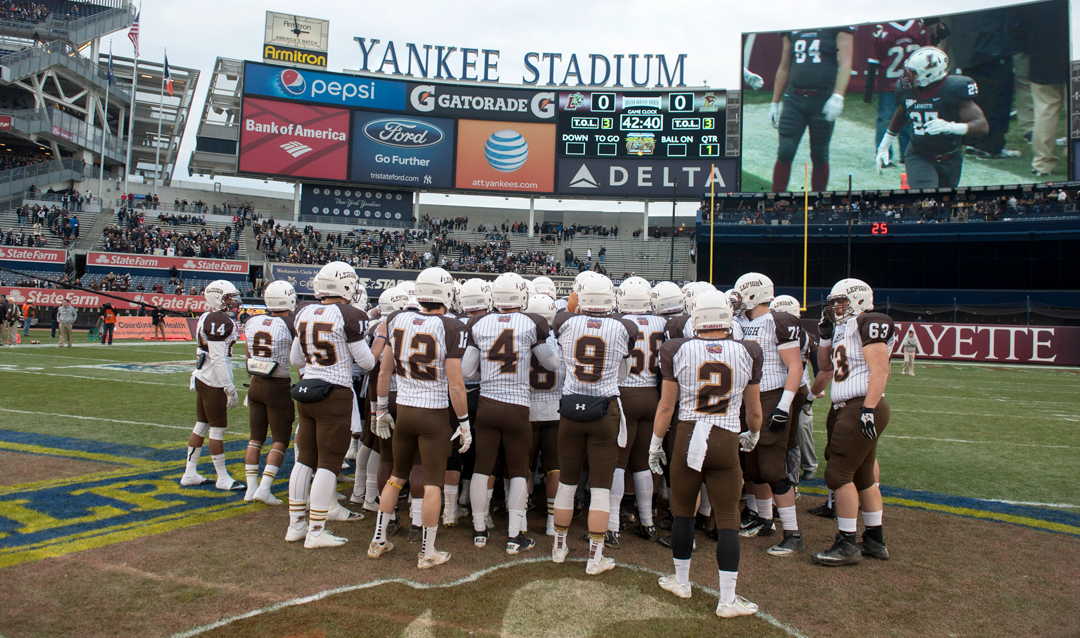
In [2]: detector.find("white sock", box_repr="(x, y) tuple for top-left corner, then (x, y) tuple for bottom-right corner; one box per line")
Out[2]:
(757, 497), (773, 521)
(745, 493), (757, 515)
(698, 484), (712, 516)
(503, 477), (511, 506)
(507, 477), (528, 537)
(374, 510), (390, 543)
(608, 468), (625, 531)
(347, 437), (359, 457)
(487, 487), (494, 513)
(718, 570), (738, 605)
(460, 479), (472, 506)
(211, 452), (230, 482)
(258, 464), (278, 493)
(309, 468), (337, 515)
(244, 464), (259, 498)
(826, 489), (834, 508)
(632, 471), (654, 526)
(422, 526), (438, 558)
(287, 462), (313, 529)
(554, 526), (567, 551)
(777, 505), (798, 532)
(674, 557), (691, 586)
(470, 474), (489, 532)
(863, 510), (883, 527)
(184, 446), (202, 476)
(364, 450), (380, 502)
(444, 484), (459, 514)
(410, 497), (423, 528)
(838, 517), (858, 534)
(588, 532), (605, 563)
(353, 446), (372, 497)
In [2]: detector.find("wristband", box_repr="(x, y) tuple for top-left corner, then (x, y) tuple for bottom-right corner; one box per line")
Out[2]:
(457, 415), (469, 427)
(805, 390), (818, 402)
(650, 434), (665, 450)
(778, 390), (796, 412)
(377, 395), (389, 410)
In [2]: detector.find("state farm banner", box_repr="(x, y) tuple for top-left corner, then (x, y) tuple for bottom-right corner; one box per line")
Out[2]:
(0, 246), (66, 264)
(113, 316), (192, 340)
(86, 252), (249, 276)
(891, 322), (1080, 366)
(0, 287), (211, 313)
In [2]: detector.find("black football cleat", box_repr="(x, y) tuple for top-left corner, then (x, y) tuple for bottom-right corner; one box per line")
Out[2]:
(738, 517), (776, 538)
(636, 524), (659, 542)
(604, 530), (621, 549)
(740, 507), (757, 530)
(812, 534), (863, 566)
(809, 501), (836, 519)
(858, 536), (890, 560)
(408, 524), (422, 543)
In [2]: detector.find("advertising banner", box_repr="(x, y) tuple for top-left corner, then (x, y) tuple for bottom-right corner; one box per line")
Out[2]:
(112, 316), (193, 340)
(239, 97), (350, 181)
(349, 111), (455, 189)
(263, 11), (328, 68)
(0, 246), (66, 264)
(455, 120), (555, 193)
(0, 287), (211, 313)
(268, 264), (410, 296)
(887, 322), (1080, 366)
(86, 252), (249, 276)
(555, 157), (736, 198)
(243, 61), (406, 111)
(300, 185), (413, 222)
(407, 82), (556, 122)
(0, 115), (12, 131)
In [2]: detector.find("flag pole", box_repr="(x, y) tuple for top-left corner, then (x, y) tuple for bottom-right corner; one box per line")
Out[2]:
(97, 41), (112, 207)
(153, 47), (165, 196)
(122, 3), (140, 200)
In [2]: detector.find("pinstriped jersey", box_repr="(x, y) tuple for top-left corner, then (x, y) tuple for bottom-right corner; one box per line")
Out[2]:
(554, 298), (568, 312)
(194, 310), (238, 387)
(660, 337), (764, 433)
(529, 344), (564, 405)
(615, 313), (668, 388)
(457, 311), (484, 388)
(293, 303), (369, 388)
(466, 311), (550, 407)
(733, 311), (801, 392)
(800, 331), (819, 387)
(350, 309), (372, 379)
(244, 314), (295, 379)
(385, 310), (467, 409)
(664, 314), (744, 340)
(554, 313), (639, 398)
(829, 313), (895, 403)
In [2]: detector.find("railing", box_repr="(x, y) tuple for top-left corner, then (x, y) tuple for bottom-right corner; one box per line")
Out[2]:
(0, 107), (127, 162)
(0, 158), (90, 198)
(0, 40), (132, 101)
(0, 2), (134, 45)
(297, 213), (414, 230)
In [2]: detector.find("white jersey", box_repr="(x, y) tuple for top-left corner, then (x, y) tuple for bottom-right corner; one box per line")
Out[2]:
(554, 312), (638, 398)
(457, 312), (483, 388)
(617, 313), (668, 388)
(292, 302), (374, 388)
(385, 310), (467, 410)
(529, 343), (565, 416)
(664, 313), (744, 341)
(350, 309), (373, 379)
(244, 314), (294, 379)
(554, 298), (568, 312)
(800, 331), (818, 388)
(733, 311), (801, 392)
(828, 313), (895, 403)
(194, 310), (239, 388)
(466, 311), (549, 407)
(660, 337), (763, 433)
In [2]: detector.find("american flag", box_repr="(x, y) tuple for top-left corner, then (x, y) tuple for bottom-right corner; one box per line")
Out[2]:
(127, 10), (139, 58)
(163, 53), (172, 96)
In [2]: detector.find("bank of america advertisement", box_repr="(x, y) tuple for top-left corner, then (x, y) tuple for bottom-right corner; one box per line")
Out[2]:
(238, 97), (350, 180)
(349, 112), (455, 189)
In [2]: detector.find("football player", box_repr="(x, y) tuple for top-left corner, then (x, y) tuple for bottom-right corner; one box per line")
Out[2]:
(810, 279), (894, 566)
(732, 274), (806, 557)
(369, 268), (471, 569)
(181, 280), (244, 491)
(551, 274), (639, 575)
(242, 280), (298, 505)
(770, 26), (855, 192)
(285, 262), (380, 549)
(663, 281), (719, 340)
(876, 46), (989, 188)
(346, 287), (371, 463)
(525, 293), (562, 536)
(462, 273), (558, 554)
(648, 290), (763, 617)
(865, 20), (929, 164)
(769, 295), (819, 484)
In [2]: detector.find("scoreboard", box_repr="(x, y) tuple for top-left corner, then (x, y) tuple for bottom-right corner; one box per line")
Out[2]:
(556, 90), (727, 159)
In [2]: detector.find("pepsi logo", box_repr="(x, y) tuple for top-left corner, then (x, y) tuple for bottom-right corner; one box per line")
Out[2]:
(279, 69), (306, 96)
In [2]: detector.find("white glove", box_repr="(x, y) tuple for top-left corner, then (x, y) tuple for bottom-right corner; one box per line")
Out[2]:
(769, 102), (781, 129)
(924, 119), (969, 136)
(375, 410), (395, 439)
(451, 417), (472, 454)
(876, 132), (897, 175)
(224, 385), (238, 410)
(822, 93), (844, 122)
(739, 429), (760, 453)
(743, 67), (764, 90)
(647, 434), (667, 474)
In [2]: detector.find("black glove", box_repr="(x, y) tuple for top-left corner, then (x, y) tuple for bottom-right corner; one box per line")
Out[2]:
(860, 406), (877, 440)
(818, 315), (834, 341)
(768, 407), (789, 433)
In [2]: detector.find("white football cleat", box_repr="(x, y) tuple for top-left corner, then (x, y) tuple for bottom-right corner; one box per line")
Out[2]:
(362, 499), (380, 512)
(326, 500), (364, 521)
(179, 474), (213, 487)
(304, 530), (347, 549)
(658, 575), (692, 599)
(442, 506), (458, 527)
(285, 524), (307, 542)
(252, 489), (282, 506)
(417, 550), (451, 570)
(345, 449), (357, 461)
(585, 557), (616, 575)
(716, 595), (759, 618)
(552, 545), (569, 564)
(215, 478), (245, 492)
(367, 540), (394, 559)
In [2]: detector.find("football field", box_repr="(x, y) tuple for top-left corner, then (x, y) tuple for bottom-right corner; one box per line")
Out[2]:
(0, 331), (1078, 638)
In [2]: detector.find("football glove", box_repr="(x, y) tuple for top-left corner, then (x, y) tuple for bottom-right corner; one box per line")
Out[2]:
(769, 102), (781, 129)
(375, 409), (395, 439)
(822, 93), (844, 122)
(818, 314), (834, 341)
(924, 119), (969, 136)
(452, 417), (472, 454)
(802, 393), (815, 417)
(648, 434), (667, 474)
(739, 429), (760, 453)
(768, 407), (789, 433)
(224, 385), (239, 410)
(860, 406), (878, 440)
(876, 131), (896, 174)
(743, 67), (764, 90)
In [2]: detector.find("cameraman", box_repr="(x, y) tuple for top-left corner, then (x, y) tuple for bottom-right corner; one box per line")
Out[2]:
(100, 303), (117, 345)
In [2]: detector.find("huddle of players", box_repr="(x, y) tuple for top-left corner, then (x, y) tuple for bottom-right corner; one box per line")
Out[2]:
(179, 265), (896, 620)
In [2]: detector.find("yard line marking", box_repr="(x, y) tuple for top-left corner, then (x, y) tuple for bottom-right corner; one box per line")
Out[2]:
(899, 408), (1080, 424)
(885, 434), (1079, 450)
(0, 370), (178, 386)
(167, 557), (808, 638)
(979, 498), (1080, 509)
(0, 407), (191, 431)
(886, 393), (1074, 406)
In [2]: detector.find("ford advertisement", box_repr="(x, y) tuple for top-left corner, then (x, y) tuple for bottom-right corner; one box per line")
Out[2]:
(349, 111), (455, 189)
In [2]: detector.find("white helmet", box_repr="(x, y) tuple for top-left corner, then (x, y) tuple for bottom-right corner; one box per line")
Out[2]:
(414, 267), (454, 306)
(352, 286), (369, 312)
(204, 279), (241, 312)
(732, 273), (774, 313)
(313, 261), (359, 301)
(692, 290), (734, 333)
(617, 277), (652, 314)
(574, 269), (604, 294)
(379, 287), (408, 315)
(577, 273), (615, 314)
(683, 281), (717, 314)
(827, 278), (874, 322)
(769, 295), (800, 318)
(902, 46), (949, 89)
(526, 294), (556, 325)
(458, 278), (492, 314)
(651, 281), (684, 316)
(532, 276), (557, 299)
(491, 272), (529, 311)
(263, 280), (296, 312)
(399, 280), (416, 296)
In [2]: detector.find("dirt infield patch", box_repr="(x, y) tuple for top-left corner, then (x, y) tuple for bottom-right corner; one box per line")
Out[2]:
(0, 450), (123, 487)
(0, 493), (1077, 638)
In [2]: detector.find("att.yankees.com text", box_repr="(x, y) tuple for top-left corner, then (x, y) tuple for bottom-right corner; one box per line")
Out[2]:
(472, 179), (539, 189)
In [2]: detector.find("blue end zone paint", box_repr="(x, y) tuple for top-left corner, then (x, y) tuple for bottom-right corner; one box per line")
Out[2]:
(0, 429), (253, 463)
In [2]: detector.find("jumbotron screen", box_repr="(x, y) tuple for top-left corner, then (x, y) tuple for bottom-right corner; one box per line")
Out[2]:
(738, 0), (1069, 193)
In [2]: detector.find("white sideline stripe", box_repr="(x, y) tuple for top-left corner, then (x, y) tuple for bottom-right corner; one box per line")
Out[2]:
(917, 361), (1080, 372)
(886, 434), (1078, 450)
(0, 370), (177, 386)
(0, 407), (192, 432)
(900, 408), (1077, 422)
(976, 498), (1080, 509)
(887, 393), (1074, 406)
(166, 558), (808, 638)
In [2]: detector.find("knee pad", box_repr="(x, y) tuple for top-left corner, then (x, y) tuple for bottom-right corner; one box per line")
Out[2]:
(770, 478), (793, 496)
(554, 482), (576, 510)
(192, 421), (209, 437)
(589, 488), (610, 513)
(208, 427), (226, 441)
(777, 137), (798, 163)
(752, 479), (767, 486)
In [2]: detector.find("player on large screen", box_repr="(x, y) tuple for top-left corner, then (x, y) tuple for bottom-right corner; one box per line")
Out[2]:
(876, 47), (988, 189)
(865, 20), (929, 165)
(769, 27), (854, 192)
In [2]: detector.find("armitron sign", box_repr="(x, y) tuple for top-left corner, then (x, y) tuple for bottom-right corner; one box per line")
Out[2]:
(264, 11), (329, 69)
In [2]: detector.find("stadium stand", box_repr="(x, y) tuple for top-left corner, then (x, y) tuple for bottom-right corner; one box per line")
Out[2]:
(0, 202), (93, 248)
